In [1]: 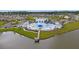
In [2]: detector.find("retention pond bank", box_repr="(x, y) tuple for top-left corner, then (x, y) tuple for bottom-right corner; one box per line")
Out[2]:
(0, 30), (79, 48)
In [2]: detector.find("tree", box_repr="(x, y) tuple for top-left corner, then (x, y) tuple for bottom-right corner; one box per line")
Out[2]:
(48, 15), (65, 21)
(26, 16), (35, 22)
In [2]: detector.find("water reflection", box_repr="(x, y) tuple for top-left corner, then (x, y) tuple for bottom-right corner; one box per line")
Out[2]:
(0, 30), (79, 49)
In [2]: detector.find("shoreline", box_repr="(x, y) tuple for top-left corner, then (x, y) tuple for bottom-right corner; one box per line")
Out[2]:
(0, 22), (79, 40)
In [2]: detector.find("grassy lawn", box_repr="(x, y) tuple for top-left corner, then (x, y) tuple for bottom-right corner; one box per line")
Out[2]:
(40, 22), (79, 39)
(0, 20), (37, 39)
(0, 21), (6, 26)
(0, 22), (79, 40)
(0, 28), (37, 39)
(11, 20), (21, 25)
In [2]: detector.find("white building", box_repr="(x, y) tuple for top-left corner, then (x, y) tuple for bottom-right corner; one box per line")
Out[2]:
(35, 18), (47, 23)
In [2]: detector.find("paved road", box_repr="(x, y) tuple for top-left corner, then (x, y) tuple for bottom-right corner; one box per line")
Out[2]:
(0, 20), (26, 28)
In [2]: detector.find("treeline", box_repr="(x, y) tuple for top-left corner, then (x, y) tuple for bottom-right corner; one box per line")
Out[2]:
(0, 11), (79, 15)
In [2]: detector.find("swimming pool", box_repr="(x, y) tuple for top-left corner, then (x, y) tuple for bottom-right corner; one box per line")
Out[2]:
(21, 18), (62, 31)
(26, 22), (62, 31)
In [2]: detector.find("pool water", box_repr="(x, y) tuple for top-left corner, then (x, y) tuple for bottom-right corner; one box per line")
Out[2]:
(22, 20), (62, 31)
(27, 22), (57, 31)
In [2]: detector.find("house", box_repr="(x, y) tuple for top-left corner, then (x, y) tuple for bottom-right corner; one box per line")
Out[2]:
(64, 15), (70, 19)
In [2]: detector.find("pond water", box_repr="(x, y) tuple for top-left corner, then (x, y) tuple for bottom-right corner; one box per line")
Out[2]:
(0, 30), (79, 49)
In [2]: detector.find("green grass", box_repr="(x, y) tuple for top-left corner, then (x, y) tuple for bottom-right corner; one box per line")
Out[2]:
(0, 22), (79, 40)
(0, 28), (37, 39)
(0, 20), (37, 39)
(40, 22), (79, 39)
(0, 21), (6, 26)
(11, 20), (21, 25)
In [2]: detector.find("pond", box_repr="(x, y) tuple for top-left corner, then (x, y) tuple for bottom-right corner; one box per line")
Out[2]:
(0, 30), (79, 49)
